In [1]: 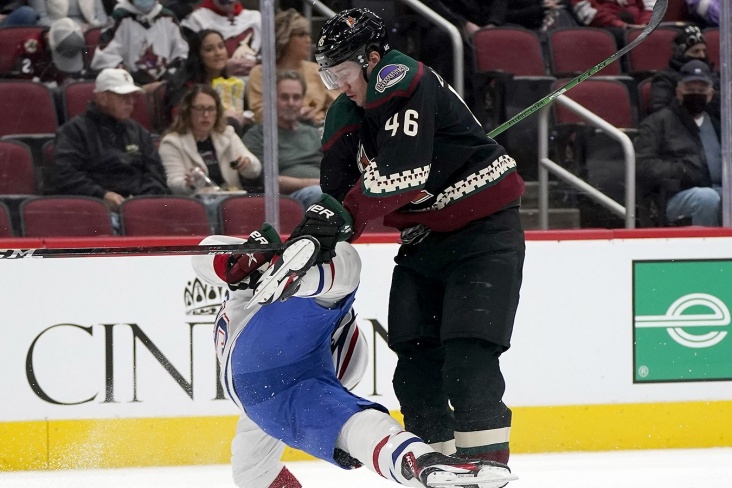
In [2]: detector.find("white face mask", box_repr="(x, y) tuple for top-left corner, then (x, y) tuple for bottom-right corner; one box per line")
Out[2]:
(133, 0), (156, 14)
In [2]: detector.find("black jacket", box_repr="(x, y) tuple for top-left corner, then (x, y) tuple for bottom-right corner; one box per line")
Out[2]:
(649, 56), (720, 119)
(634, 99), (720, 198)
(52, 103), (169, 198)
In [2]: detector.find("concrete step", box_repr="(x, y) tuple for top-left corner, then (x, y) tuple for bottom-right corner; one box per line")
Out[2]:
(521, 180), (571, 209)
(520, 207), (581, 230)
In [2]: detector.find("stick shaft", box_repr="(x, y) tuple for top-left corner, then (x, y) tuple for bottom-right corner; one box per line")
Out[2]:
(487, 0), (668, 139)
(0, 243), (282, 260)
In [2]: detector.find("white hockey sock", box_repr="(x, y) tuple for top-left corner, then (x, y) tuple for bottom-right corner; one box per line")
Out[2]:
(335, 409), (433, 487)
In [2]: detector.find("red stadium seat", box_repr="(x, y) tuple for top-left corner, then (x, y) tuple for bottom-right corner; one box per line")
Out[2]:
(663, 0), (692, 22)
(0, 200), (12, 236)
(552, 78), (635, 129)
(637, 77), (653, 119)
(20, 196), (113, 237)
(473, 27), (546, 76)
(219, 195), (304, 236)
(0, 140), (37, 195)
(548, 28), (621, 77)
(703, 28), (719, 72)
(0, 81), (58, 137)
(0, 26), (45, 75)
(625, 26), (680, 75)
(120, 196), (211, 236)
(84, 26), (104, 68)
(62, 80), (155, 130)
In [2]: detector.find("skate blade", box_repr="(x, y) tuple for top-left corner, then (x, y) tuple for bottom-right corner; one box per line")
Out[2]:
(246, 236), (318, 309)
(426, 469), (518, 488)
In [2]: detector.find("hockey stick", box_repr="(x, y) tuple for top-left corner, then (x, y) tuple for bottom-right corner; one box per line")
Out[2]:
(487, 0), (668, 139)
(0, 242), (282, 260)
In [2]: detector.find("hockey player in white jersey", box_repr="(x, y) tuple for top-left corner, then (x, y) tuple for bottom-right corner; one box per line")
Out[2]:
(191, 223), (517, 488)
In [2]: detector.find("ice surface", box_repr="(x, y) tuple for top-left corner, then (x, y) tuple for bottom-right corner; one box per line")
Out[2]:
(1, 448), (730, 487)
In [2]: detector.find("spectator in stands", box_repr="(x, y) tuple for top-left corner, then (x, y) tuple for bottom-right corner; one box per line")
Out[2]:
(649, 25), (720, 119)
(91, 0), (188, 93)
(181, 0), (261, 77)
(685, 0), (719, 27)
(47, 17), (86, 76)
(242, 70), (322, 207)
(571, 0), (654, 44)
(506, 0), (578, 30)
(166, 29), (251, 134)
(246, 8), (337, 126)
(53, 68), (170, 216)
(634, 60), (722, 227)
(8, 25), (69, 84)
(30, 0), (108, 29)
(160, 0), (197, 22)
(159, 84), (261, 195)
(0, 1), (37, 26)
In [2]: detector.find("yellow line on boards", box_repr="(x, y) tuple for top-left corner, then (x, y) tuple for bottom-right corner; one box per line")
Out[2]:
(1, 401), (731, 471)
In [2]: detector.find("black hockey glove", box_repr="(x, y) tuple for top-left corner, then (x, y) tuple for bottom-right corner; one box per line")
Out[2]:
(290, 194), (354, 264)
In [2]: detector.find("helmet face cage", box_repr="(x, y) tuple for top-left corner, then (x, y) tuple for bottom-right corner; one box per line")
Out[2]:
(314, 8), (389, 71)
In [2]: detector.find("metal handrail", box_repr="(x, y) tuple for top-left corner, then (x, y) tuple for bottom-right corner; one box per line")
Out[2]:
(303, 0), (464, 97)
(537, 95), (636, 229)
(397, 0), (464, 97)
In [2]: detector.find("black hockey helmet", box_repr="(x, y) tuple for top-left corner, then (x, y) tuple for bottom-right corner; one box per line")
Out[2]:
(314, 8), (390, 70)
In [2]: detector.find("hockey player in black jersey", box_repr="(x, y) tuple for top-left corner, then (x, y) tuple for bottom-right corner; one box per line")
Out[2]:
(285, 8), (526, 469)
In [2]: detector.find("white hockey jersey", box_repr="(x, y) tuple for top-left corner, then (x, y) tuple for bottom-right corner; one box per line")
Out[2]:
(91, 1), (189, 82)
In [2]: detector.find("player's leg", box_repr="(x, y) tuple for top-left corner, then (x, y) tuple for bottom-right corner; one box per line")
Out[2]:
(440, 209), (524, 463)
(230, 413), (299, 488)
(389, 265), (456, 451)
(336, 408), (516, 488)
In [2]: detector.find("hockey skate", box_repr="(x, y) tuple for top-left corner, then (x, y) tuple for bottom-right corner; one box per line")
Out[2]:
(402, 452), (517, 488)
(246, 236), (320, 308)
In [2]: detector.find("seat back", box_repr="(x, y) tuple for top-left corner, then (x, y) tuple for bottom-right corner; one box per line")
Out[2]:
(219, 195), (304, 236)
(548, 28), (621, 77)
(553, 78), (635, 129)
(704, 28), (719, 71)
(637, 77), (653, 119)
(120, 196), (211, 236)
(0, 81), (58, 137)
(625, 26), (680, 74)
(0, 26), (45, 75)
(84, 26), (104, 68)
(663, 0), (692, 22)
(62, 81), (154, 130)
(20, 196), (113, 237)
(0, 200), (12, 236)
(0, 140), (37, 195)
(473, 27), (546, 76)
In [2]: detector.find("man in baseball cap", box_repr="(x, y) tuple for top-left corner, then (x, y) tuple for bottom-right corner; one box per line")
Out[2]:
(52, 66), (169, 219)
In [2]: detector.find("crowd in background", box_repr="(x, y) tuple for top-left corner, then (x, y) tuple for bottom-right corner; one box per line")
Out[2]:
(0, 0), (726, 233)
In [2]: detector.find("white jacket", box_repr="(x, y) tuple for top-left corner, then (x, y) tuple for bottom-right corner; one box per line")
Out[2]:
(91, 0), (189, 81)
(159, 125), (261, 195)
(181, 8), (261, 53)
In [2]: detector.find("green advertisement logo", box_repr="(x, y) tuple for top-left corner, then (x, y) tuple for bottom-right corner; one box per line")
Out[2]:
(633, 260), (732, 383)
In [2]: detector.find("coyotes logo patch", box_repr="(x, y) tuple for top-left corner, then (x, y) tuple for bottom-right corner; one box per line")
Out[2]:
(356, 143), (374, 173)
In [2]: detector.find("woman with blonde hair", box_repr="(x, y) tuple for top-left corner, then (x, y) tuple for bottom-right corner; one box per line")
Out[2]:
(160, 84), (261, 195)
(246, 8), (337, 126)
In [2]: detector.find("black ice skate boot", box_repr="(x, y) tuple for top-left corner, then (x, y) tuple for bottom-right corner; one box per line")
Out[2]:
(401, 451), (517, 488)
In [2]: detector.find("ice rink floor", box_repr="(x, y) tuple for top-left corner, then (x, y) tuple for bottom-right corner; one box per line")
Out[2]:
(1, 448), (730, 488)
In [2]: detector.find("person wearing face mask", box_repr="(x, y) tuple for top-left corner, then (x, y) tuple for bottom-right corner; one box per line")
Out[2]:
(91, 0), (189, 93)
(648, 25), (720, 119)
(635, 60), (722, 227)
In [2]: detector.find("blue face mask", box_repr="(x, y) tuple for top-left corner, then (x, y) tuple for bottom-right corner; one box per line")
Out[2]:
(133, 0), (156, 13)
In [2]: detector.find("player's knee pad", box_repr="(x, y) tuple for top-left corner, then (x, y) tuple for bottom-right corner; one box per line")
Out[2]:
(331, 317), (368, 390)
